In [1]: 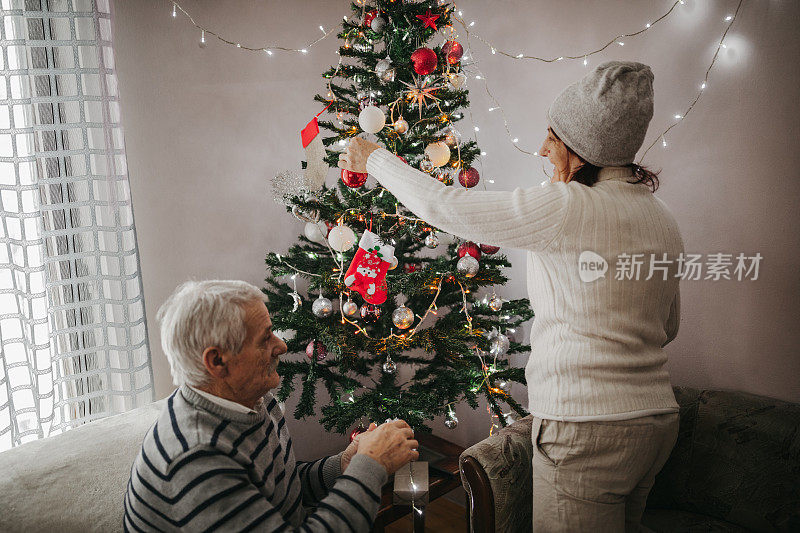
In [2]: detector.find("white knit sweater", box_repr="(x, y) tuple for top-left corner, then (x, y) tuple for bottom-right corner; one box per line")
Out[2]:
(366, 148), (682, 421)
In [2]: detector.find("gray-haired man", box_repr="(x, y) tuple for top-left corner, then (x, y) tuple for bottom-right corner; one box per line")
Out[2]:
(124, 280), (418, 532)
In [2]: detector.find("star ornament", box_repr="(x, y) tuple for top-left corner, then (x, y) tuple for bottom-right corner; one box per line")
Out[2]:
(401, 75), (442, 119)
(416, 9), (440, 30)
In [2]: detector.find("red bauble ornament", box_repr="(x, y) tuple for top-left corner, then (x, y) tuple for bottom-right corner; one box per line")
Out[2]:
(363, 10), (378, 28)
(441, 40), (464, 64)
(411, 47), (438, 76)
(341, 168), (368, 188)
(458, 167), (480, 188)
(403, 263), (421, 273)
(349, 424), (367, 443)
(480, 244), (501, 255)
(458, 241), (482, 260)
(305, 340), (327, 361)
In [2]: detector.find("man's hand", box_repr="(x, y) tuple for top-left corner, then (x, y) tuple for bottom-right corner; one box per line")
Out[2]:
(356, 419), (419, 475)
(337, 137), (382, 174)
(341, 423), (377, 471)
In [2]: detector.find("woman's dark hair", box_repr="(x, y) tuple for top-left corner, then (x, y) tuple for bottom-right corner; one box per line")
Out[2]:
(548, 128), (660, 192)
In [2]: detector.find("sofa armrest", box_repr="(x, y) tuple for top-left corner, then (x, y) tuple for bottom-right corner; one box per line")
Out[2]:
(459, 415), (534, 533)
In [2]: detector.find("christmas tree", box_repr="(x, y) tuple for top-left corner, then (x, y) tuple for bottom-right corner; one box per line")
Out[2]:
(265, 0), (534, 435)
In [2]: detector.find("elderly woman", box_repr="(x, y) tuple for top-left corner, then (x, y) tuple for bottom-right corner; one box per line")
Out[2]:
(339, 60), (683, 531)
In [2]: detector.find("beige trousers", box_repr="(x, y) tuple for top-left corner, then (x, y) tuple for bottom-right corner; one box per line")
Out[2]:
(531, 413), (679, 532)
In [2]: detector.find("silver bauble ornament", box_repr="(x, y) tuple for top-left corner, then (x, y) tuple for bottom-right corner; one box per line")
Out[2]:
(504, 412), (519, 425)
(292, 205), (319, 222)
(419, 158), (434, 173)
(375, 57), (392, 78)
(392, 305), (414, 329)
(424, 232), (439, 249)
(489, 296), (503, 312)
(382, 359), (397, 374)
(342, 300), (359, 318)
(312, 294), (333, 318)
(444, 413), (458, 429)
(456, 255), (479, 278)
(489, 333), (510, 357)
(370, 16), (386, 33)
(443, 126), (461, 148)
(341, 392), (355, 403)
(381, 67), (396, 83)
(394, 117), (409, 134)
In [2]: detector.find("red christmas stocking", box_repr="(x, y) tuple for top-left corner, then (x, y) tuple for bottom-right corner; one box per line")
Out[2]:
(344, 231), (395, 305)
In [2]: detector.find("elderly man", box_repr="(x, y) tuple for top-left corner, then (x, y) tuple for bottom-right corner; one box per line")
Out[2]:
(124, 280), (418, 532)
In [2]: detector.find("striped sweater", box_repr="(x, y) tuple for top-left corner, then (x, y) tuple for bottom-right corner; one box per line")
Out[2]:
(367, 148), (682, 421)
(123, 385), (387, 532)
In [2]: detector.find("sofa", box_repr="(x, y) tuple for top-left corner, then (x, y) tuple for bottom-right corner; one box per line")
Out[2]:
(0, 399), (165, 532)
(459, 387), (800, 532)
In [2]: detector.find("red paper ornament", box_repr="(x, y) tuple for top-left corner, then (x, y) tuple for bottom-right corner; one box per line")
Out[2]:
(341, 168), (368, 188)
(349, 424), (367, 443)
(360, 303), (382, 322)
(458, 167), (480, 188)
(458, 241), (482, 260)
(363, 10), (379, 28)
(305, 340), (327, 361)
(416, 9), (440, 30)
(441, 40), (464, 64)
(411, 47), (438, 76)
(480, 244), (501, 255)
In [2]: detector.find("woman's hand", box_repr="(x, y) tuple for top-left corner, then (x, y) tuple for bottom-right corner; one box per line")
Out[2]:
(337, 137), (382, 174)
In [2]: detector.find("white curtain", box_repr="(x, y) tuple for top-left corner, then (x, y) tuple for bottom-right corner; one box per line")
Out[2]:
(0, 0), (152, 451)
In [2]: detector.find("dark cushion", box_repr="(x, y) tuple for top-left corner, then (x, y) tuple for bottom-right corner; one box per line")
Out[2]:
(646, 387), (800, 532)
(642, 508), (751, 532)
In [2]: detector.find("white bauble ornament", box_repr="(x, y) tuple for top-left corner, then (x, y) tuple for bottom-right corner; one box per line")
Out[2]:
(392, 305), (414, 329)
(424, 232), (439, 249)
(394, 117), (409, 134)
(358, 105), (386, 134)
(312, 294), (333, 318)
(342, 300), (359, 318)
(457, 255), (479, 278)
(448, 71), (467, 89)
(327, 224), (357, 252)
(304, 222), (327, 244)
(489, 333), (510, 357)
(425, 142), (451, 167)
(505, 326), (518, 343)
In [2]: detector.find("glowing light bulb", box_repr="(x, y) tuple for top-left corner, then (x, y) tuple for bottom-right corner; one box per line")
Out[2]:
(474, 126), (480, 132)
(646, 23), (651, 28)
(674, 114), (682, 119)
(618, 41), (625, 46)
(725, 15), (733, 21)
(480, 151), (487, 156)
(488, 107), (498, 111)
(475, 75), (482, 80)
(172, 3), (176, 17)
(720, 43), (727, 48)
(512, 138), (519, 143)
(301, 49), (308, 54)
(491, 48), (496, 54)
(516, 53), (523, 58)
(662, 136), (668, 147)
(583, 57), (588, 66)
(701, 82), (706, 89)
(469, 21), (475, 27)
(266, 49), (273, 55)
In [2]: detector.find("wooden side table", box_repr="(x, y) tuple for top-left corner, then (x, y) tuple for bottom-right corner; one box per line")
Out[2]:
(371, 432), (465, 532)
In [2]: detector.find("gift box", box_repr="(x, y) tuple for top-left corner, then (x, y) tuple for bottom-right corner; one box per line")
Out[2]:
(393, 461), (429, 505)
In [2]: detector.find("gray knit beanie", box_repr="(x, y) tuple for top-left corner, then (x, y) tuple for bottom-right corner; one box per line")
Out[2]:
(547, 60), (654, 167)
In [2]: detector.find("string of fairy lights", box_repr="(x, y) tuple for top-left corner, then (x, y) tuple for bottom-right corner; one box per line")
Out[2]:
(166, 0), (746, 432)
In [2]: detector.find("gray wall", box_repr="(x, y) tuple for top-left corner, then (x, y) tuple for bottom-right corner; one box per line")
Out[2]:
(112, 0), (800, 461)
